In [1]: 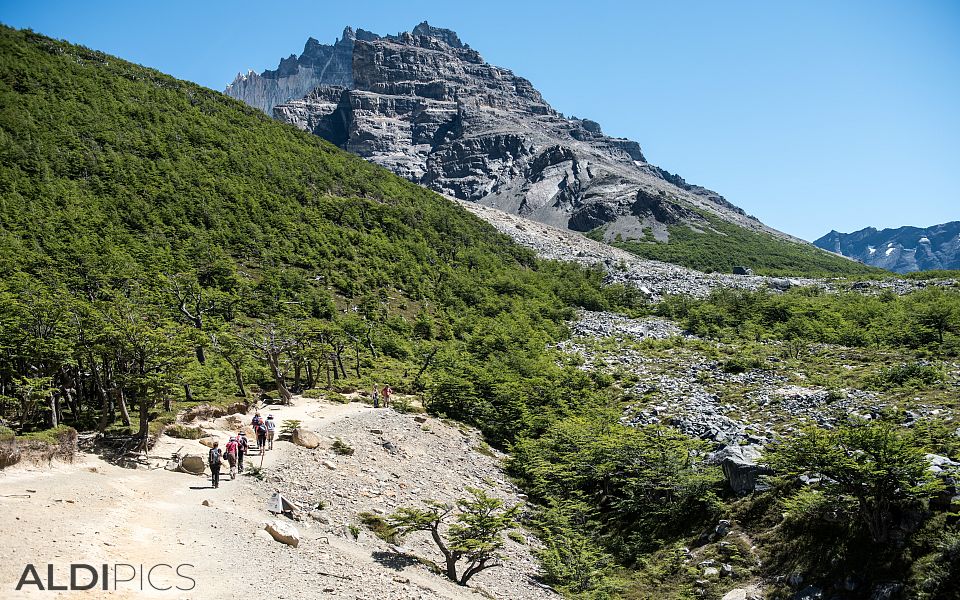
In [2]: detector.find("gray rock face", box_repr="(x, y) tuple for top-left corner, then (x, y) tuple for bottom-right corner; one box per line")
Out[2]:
(714, 444), (767, 494)
(226, 26), (360, 115)
(814, 222), (960, 273)
(227, 22), (790, 243)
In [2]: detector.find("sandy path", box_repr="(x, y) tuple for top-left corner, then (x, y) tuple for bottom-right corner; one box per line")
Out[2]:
(0, 398), (366, 599)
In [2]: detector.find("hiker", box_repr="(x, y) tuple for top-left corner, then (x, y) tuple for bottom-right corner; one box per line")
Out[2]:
(237, 430), (248, 473)
(208, 440), (223, 489)
(256, 419), (268, 454)
(373, 384), (380, 408)
(224, 436), (238, 479)
(383, 384), (393, 408)
(265, 415), (276, 450)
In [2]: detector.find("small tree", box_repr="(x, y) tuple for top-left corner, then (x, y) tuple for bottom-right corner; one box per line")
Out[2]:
(766, 420), (942, 544)
(390, 488), (520, 586)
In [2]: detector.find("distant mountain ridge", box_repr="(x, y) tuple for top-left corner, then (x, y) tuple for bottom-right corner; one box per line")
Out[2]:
(813, 222), (960, 273)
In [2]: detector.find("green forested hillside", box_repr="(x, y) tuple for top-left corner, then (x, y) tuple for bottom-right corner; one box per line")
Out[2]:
(0, 26), (641, 444)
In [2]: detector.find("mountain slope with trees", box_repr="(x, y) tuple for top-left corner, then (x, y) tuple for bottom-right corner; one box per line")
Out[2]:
(0, 25), (642, 448)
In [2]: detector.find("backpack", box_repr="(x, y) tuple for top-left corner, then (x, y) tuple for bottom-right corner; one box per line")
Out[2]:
(237, 436), (248, 452)
(252, 415), (262, 427)
(266, 419), (276, 431)
(209, 448), (222, 465)
(256, 423), (267, 436)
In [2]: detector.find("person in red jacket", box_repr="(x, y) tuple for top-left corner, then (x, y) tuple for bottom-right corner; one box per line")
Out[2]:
(224, 436), (239, 479)
(236, 431), (248, 473)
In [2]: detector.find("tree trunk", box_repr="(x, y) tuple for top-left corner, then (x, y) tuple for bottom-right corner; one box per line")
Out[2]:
(49, 392), (59, 428)
(137, 388), (150, 453)
(267, 354), (293, 403)
(430, 527), (459, 583)
(305, 361), (314, 390)
(195, 345), (206, 365)
(115, 388), (132, 427)
(184, 384), (195, 403)
(231, 363), (246, 398)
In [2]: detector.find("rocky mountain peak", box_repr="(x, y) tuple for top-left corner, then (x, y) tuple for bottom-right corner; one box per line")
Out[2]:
(226, 23), (785, 245)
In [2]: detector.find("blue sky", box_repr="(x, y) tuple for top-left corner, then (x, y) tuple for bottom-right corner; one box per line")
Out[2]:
(2, 0), (957, 241)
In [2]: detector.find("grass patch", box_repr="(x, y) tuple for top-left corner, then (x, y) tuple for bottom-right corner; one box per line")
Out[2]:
(358, 511), (399, 544)
(21, 425), (77, 445)
(615, 208), (883, 277)
(331, 438), (355, 456)
(164, 424), (206, 439)
(279, 420), (301, 441)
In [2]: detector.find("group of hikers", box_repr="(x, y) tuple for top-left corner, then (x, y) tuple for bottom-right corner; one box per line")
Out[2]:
(207, 412), (276, 488)
(206, 384), (395, 488)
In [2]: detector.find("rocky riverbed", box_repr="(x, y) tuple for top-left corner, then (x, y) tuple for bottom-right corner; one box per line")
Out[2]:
(558, 311), (956, 453)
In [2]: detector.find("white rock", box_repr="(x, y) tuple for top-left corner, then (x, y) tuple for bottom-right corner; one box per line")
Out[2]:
(264, 520), (300, 547)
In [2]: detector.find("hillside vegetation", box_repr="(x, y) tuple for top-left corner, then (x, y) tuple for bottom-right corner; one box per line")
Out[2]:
(1, 26), (958, 600)
(595, 210), (884, 277)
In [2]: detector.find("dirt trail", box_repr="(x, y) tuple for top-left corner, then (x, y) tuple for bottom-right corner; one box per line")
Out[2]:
(1, 398), (550, 599)
(1, 399), (358, 598)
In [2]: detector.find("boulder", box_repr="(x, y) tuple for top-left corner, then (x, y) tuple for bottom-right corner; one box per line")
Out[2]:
(291, 428), (320, 449)
(264, 520), (300, 547)
(870, 583), (903, 600)
(732, 266), (753, 276)
(721, 590), (747, 600)
(198, 436), (218, 448)
(214, 413), (244, 431)
(796, 586), (822, 600)
(714, 444), (766, 494)
(179, 454), (206, 475)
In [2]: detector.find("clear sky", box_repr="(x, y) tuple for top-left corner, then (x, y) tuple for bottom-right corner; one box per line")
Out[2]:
(2, 0), (957, 241)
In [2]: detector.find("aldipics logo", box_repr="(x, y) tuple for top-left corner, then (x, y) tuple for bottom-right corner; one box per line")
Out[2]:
(15, 563), (195, 592)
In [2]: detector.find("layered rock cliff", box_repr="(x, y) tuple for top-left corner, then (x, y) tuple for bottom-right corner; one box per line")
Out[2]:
(814, 222), (960, 273)
(226, 22), (792, 243)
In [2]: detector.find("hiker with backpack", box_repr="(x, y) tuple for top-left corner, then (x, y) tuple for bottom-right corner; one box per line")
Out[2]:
(383, 385), (393, 408)
(237, 430), (248, 473)
(208, 440), (223, 489)
(256, 420), (268, 454)
(251, 412), (263, 428)
(265, 415), (276, 450)
(372, 384), (380, 409)
(224, 436), (239, 479)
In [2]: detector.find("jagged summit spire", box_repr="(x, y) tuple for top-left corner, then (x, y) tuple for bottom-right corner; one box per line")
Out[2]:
(410, 21), (466, 49)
